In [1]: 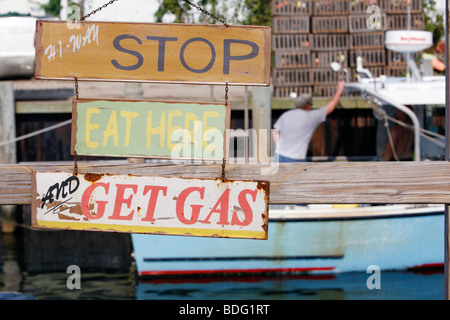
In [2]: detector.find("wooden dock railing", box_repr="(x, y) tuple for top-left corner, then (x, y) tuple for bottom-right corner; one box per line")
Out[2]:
(2, 161), (450, 206)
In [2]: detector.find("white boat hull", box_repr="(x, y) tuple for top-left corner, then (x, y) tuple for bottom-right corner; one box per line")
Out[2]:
(132, 204), (444, 277)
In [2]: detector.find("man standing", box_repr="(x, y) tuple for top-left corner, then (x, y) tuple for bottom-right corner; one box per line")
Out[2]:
(273, 80), (346, 162)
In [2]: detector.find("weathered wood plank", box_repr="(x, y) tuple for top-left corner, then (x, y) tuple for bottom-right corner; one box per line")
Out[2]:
(2, 161), (450, 205)
(16, 100), (73, 114)
(0, 81), (16, 164)
(0, 81), (18, 232)
(14, 97), (377, 115)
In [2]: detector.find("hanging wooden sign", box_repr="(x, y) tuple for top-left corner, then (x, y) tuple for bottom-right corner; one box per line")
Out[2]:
(34, 20), (271, 85)
(71, 98), (230, 160)
(31, 171), (270, 240)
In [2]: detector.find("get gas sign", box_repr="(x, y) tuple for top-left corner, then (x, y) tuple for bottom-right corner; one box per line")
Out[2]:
(32, 171), (269, 240)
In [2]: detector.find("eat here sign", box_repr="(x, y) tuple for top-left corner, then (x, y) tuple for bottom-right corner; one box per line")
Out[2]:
(71, 99), (230, 160)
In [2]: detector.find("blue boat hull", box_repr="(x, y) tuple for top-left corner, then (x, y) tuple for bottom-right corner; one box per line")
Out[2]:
(132, 204), (445, 277)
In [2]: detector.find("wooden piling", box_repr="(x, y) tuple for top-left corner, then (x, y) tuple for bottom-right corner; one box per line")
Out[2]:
(444, 0), (449, 301)
(0, 81), (17, 234)
(20, 204), (133, 273)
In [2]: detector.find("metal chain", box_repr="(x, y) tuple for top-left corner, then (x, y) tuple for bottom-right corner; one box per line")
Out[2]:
(74, 77), (79, 175)
(221, 83), (229, 181)
(225, 83), (229, 105)
(73, 154), (79, 176)
(82, 0), (120, 20)
(183, 0), (230, 28)
(74, 77), (79, 100)
(221, 157), (226, 181)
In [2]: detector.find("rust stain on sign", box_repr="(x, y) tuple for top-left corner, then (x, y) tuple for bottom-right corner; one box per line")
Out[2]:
(31, 171), (270, 240)
(84, 173), (104, 183)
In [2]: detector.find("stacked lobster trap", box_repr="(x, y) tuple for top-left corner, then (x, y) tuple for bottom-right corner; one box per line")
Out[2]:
(271, 0), (425, 99)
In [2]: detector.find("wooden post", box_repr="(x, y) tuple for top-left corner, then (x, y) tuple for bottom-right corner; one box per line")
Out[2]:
(0, 81), (16, 164)
(444, 0), (449, 300)
(0, 81), (17, 233)
(251, 85), (272, 162)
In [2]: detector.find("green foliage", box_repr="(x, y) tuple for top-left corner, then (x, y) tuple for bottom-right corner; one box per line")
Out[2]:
(155, 0), (271, 25)
(155, 0), (193, 23)
(422, 0), (445, 48)
(42, 0), (81, 17)
(41, 0), (62, 16)
(240, 0), (271, 26)
(0, 12), (31, 17)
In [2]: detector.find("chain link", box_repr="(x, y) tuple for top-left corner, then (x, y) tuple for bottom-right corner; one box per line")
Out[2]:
(82, 0), (120, 20)
(74, 77), (79, 175)
(225, 83), (229, 105)
(221, 83), (229, 181)
(74, 77), (79, 100)
(73, 153), (79, 176)
(183, 0), (230, 28)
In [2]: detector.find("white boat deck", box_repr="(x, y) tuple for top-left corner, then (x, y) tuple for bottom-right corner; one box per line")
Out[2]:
(268, 204), (445, 221)
(345, 76), (446, 106)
